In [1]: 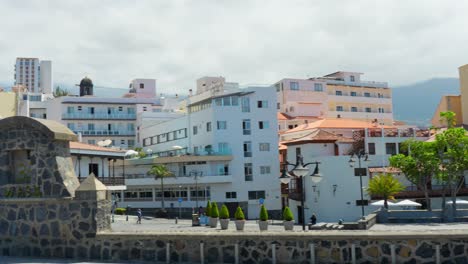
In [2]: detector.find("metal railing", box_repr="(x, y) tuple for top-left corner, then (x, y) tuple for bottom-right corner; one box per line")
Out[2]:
(63, 113), (136, 120)
(73, 130), (136, 136)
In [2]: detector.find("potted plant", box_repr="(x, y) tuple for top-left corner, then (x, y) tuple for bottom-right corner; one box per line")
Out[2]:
(283, 206), (294, 231)
(259, 205), (268, 231)
(219, 204), (230, 230)
(205, 201), (212, 226)
(209, 202), (219, 228)
(234, 206), (246, 231)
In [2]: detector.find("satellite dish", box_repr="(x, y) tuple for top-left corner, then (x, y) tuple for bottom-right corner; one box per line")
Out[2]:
(103, 139), (112, 146)
(97, 141), (105, 147)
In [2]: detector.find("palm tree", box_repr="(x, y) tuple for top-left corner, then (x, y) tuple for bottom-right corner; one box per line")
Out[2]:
(367, 174), (405, 209)
(147, 165), (174, 212)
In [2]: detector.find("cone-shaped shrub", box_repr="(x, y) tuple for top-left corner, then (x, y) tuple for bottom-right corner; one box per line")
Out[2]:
(205, 200), (212, 217)
(234, 206), (245, 220)
(283, 206), (294, 221)
(259, 205), (268, 221)
(220, 204), (230, 219)
(211, 202), (219, 218)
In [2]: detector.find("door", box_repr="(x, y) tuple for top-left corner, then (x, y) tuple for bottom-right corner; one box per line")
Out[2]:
(89, 163), (99, 177)
(297, 206), (303, 225)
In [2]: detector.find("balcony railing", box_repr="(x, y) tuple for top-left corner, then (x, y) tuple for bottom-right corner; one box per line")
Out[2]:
(124, 173), (231, 180)
(63, 113), (136, 120)
(326, 79), (388, 89)
(73, 130), (136, 136)
(367, 128), (431, 138)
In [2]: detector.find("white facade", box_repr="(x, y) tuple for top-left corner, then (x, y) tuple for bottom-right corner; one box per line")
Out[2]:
(14, 58), (52, 94)
(129, 79), (156, 98)
(282, 126), (431, 223)
(119, 80), (281, 219)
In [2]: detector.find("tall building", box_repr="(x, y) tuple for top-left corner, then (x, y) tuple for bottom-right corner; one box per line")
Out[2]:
(117, 77), (282, 218)
(14, 58), (52, 94)
(275, 71), (393, 131)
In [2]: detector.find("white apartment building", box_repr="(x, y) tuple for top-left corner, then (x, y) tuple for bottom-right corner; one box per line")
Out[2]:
(275, 71), (393, 131)
(279, 119), (433, 223)
(117, 77), (282, 219)
(14, 58), (52, 94)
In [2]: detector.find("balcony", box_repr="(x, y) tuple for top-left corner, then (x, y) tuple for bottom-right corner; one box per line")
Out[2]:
(326, 79), (388, 89)
(124, 173), (233, 185)
(63, 113), (136, 120)
(73, 130), (136, 136)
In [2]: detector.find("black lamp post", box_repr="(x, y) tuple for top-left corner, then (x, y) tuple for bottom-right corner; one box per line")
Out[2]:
(280, 154), (322, 231)
(348, 149), (370, 220)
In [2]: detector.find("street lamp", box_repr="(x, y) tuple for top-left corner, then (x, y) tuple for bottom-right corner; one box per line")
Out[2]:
(279, 154), (322, 231)
(348, 149), (370, 220)
(189, 171), (202, 209)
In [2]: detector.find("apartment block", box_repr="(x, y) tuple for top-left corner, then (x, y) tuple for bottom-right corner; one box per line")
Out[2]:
(275, 71), (393, 131)
(14, 58), (52, 94)
(117, 77), (282, 219)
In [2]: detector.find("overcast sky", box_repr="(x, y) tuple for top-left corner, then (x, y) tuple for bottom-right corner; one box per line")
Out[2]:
(1, 0), (467, 94)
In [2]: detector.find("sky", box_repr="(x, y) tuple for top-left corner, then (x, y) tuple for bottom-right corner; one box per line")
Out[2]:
(1, 0), (468, 94)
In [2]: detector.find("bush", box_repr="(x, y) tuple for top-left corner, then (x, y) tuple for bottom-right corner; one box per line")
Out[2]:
(282, 206), (294, 221)
(211, 202), (219, 218)
(220, 204), (230, 219)
(234, 206), (245, 220)
(205, 200), (212, 217)
(259, 205), (268, 221)
(114, 208), (126, 215)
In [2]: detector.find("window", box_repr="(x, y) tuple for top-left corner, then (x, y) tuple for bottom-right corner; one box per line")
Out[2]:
(143, 106), (147, 111)
(78, 106), (82, 111)
(296, 147), (301, 156)
(386, 143), (397, 155)
(368, 143), (376, 155)
(350, 75), (355, 82)
(206, 122), (212, 132)
(351, 107), (358, 112)
(223, 97), (231, 106)
(260, 166), (271, 174)
(88, 123), (95, 131)
(364, 92), (371, 97)
(258, 121), (269, 129)
(67, 123), (75, 130)
(226, 192), (237, 199)
(218, 142), (229, 154)
(217, 163), (229, 175)
(336, 106), (343, 112)
(127, 123), (135, 131)
(217, 121), (227, 130)
(241, 97), (250, 112)
(242, 119), (251, 135)
(128, 108), (136, 114)
(277, 103), (280, 110)
(378, 108), (385, 113)
(259, 143), (270, 151)
(248, 191), (265, 200)
(193, 126), (198, 135)
(289, 106), (294, 112)
(335, 91), (342, 96)
(257, 100), (268, 108)
(243, 141), (252, 157)
(351, 91), (357, 96)
(118, 106), (123, 111)
(314, 83), (323, 92)
(232, 96), (239, 106)
(290, 82), (299, 90)
(244, 163), (253, 181)
(120, 139), (126, 145)
(139, 83), (144, 89)
(88, 140), (96, 145)
(365, 107), (372, 113)
(215, 98), (222, 106)
(128, 140), (135, 147)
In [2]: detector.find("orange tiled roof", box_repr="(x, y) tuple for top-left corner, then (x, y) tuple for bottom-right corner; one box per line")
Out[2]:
(70, 141), (126, 153)
(277, 112), (293, 120)
(284, 118), (394, 133)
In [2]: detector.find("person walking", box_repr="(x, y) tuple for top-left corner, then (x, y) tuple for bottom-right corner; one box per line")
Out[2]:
(137, 209), (142, 224)
(310, 214), (317, 225)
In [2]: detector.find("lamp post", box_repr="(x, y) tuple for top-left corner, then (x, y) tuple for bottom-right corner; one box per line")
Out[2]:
(178, 185), (182, 219)
(348, 149), (369, 220)
(279, 154), (322, 231)
(190, 171), (202, 209)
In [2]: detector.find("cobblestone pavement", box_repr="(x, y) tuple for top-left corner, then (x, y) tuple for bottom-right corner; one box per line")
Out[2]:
(0, 256), (137, 264)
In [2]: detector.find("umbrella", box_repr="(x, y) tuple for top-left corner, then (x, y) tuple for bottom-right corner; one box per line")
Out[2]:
(446, 199), (468, 205)
(125, 150), (139, 156)
(395, 199), (422, 207)
(370, 200), (397, 206)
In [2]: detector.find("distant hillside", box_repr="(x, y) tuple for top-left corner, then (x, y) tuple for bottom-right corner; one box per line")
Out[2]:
(392, 78), (460, 126)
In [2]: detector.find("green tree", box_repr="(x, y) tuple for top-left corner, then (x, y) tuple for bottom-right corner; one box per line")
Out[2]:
(211, 202), (219, 218)
(259, 205), (268, 221)
(440, 111), (457, 128)
(53, 86), (70, 97)
(367, 174), (405, 209)
(205, 200), (212, 217)
(434, 127), (468, 215)
(234, 206), (245, 220)
(147, 165), (174, 211)
(282, 206), (294, 221)
(220, 204), (230, 219)
(389, 140), (439, 211)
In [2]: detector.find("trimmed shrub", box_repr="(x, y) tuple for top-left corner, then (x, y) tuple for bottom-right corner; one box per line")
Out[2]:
(259, 205), (268, 221)
(234, 206), (245, 220)
(220, 204), (230, 219)
(282, 206), (294, 221)
(114, 208), (127, 215)
(205, 200), (212, 217)
(211, 202), (219, 218)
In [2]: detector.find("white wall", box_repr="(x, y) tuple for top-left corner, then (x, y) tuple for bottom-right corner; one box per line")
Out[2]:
(39, 60), (52, 94)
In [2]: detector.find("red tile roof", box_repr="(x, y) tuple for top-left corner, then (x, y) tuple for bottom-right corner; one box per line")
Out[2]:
(283, 118), (394, 133)
(281, 129), (354, 145)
